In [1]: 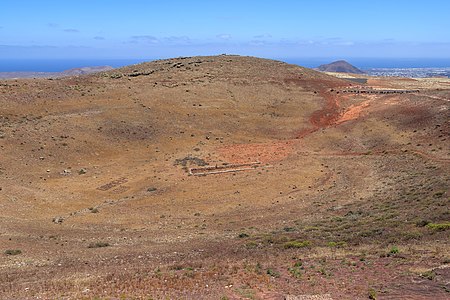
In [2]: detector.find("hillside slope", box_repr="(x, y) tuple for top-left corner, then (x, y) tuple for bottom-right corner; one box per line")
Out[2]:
(0, 55), (449, 299)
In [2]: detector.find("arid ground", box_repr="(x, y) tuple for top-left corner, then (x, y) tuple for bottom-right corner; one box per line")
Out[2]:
(0, 55), (449, 299)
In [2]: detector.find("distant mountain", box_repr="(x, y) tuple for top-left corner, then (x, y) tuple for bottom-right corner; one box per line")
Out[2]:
(0, 66), (113, 79)
(318, 60), (365, 74)
(61, 66), (114, 76)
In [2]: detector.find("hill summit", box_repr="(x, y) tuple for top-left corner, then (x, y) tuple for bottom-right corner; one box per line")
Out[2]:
(318, 60), (365, 74)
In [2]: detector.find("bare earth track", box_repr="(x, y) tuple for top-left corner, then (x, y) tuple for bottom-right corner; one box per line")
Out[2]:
(0, 55), (449, 299)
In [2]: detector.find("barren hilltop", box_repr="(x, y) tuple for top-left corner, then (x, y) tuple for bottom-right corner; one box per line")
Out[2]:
(0, 55), (449, 299)
(318, 60), (365, 74)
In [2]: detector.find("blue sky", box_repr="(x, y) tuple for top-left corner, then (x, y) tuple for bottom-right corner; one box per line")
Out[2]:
(1, 0), (449, 59)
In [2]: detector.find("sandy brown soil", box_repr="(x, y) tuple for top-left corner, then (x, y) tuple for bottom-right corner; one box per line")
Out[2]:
(0, 55), (449, 299)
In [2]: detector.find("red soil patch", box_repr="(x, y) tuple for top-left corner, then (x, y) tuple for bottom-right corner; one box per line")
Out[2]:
(309, 92), (341, 128)
(335, 100), (370, 125)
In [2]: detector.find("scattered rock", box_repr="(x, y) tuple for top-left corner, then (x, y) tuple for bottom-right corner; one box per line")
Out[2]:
(52, 216), (64, 224)
(88, 207), (99, 213)
(61, 169), (72, 175)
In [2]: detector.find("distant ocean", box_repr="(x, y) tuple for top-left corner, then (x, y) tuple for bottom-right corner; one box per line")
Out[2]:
(0, 59), (153, 72)
(0, 57), (450, 72)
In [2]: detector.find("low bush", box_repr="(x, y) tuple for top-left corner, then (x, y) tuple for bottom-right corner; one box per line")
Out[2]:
(4, 249), (21, 255)
(283, 240), (311, 249)
(88, 242), (110, 248)
(426, 222), (450, 231)
(389, 246), (399, 255)
(266, 268), (280, 278)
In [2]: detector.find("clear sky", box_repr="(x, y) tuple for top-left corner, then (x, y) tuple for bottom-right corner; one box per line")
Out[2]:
(1, 0), (449, 59)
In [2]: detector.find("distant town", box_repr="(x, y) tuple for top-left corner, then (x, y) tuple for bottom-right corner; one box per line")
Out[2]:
(365, 67), (450, 78)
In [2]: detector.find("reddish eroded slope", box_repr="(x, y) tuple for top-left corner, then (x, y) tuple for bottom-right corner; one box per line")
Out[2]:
(217, 82), (370, 164)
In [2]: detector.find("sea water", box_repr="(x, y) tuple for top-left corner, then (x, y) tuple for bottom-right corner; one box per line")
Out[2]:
(0, 57), (449, 72)
(0, 58), (153, 72)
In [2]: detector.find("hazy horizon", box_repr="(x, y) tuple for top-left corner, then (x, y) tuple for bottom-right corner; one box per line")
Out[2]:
(1, 0), (449, 60)
(1, 57), (450, 72)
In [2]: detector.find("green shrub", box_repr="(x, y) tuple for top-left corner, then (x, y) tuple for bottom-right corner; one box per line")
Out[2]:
(426, 222), (450, 231)
(283, 227), (296, 232)
(420, 270), (436, 280)
(283, 240), (311, 249)
(88, 242), (110, 248)
(266, 268), (280, 278)
(4, 249), (21, 256)
(368, 288), (377, 299)
(327, 241), (347, 248)
(245, 241), (258, 249)
(389, 246), (399, 254)
(288, 266), (302, 278)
